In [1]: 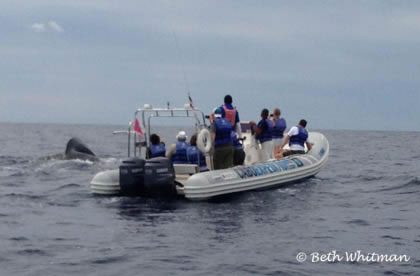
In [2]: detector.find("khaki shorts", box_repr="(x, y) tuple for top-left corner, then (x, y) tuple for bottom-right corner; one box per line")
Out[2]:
(272, 138), (283, 147)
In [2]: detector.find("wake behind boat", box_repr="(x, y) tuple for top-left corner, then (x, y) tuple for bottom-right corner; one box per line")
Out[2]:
(90, 104), (329, 200)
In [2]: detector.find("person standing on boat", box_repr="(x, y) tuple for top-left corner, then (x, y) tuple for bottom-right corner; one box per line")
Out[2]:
(218, 94), (242, 139)
(250, 108), (274, 162)
(187, 134), (208, 172)
(147, 133), (166, 159)
(210, 109), (234, 170)
(271, 108), (287, 159)
(232, 131), (245, 166)
(279, 119), (312, 157)
(166, 131), (189, 164)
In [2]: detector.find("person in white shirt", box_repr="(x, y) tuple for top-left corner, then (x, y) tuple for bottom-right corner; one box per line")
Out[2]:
(278, 119), (312, 158)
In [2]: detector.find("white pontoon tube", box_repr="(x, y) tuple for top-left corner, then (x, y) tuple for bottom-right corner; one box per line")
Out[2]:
(181, 131), (329, 200)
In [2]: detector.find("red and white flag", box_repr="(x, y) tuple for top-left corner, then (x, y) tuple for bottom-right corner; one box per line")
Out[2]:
(133, 119), (145, 141)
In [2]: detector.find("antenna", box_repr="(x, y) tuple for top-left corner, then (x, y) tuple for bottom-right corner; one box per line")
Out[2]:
(173, 31), (202, 127)
(173, 31), (191, 95)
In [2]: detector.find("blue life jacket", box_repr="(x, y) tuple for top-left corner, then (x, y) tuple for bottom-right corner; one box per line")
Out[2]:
(289, 126), (308, 147)
(214, 118), (233, 146)
(231, 131), (243, 150)
(272, 118), (287, 139)
(256, 119), (273, 143)
(171, 141), (189, 164)
(149, 143), (166, 158)
(187, 145), (208, 171)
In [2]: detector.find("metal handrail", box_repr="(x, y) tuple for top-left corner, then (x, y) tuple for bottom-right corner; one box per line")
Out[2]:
(129, 106), (208, 158)
(127, 121), (133, 157)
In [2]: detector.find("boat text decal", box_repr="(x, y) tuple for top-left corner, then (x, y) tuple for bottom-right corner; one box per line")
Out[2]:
(291, 158), (304, 167)
(234, 159), (303, 179)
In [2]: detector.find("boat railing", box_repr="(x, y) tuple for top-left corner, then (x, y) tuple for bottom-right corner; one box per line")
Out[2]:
(126, 104), (208, 158)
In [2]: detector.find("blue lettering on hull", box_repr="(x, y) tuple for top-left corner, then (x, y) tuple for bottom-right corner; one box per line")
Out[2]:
(291, 158), (304, 167)
(234, 158), (306, 179)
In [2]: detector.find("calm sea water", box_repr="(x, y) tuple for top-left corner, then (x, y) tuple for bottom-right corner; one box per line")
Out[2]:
(0, 122), (419, 276)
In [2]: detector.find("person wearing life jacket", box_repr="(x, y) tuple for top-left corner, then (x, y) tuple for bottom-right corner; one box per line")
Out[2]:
(166, 131), (189, 164)
(271, 108), (287, 159)
(279, 119), (312, 158)
(210, 108), (234, 170)
(147, 133), (166, 159)
(232, 131), (245, 166)
(250, 108), (274, 162)
(187, 134), (208, 172)
(218, 94), (242, 139)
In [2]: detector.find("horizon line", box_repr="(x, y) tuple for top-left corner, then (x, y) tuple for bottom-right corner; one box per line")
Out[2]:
(0, 120), (418, 133)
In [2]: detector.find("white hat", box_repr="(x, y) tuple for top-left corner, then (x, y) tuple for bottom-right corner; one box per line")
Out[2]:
(176, 131), (187, 141)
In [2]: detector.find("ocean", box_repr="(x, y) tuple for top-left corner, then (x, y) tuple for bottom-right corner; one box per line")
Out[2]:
(0, 122), (419, 276)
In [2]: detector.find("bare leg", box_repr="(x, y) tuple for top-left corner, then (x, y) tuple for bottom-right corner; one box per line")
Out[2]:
(273, 146), (279, 159)
(274, 145), (282, 159)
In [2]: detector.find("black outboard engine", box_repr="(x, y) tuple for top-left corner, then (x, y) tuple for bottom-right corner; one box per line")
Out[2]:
(119, 158), (146, 196)
(119, 157), (176, 197)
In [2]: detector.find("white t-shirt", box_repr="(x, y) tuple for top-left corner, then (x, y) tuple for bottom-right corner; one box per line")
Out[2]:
(287, 126), (306, 151)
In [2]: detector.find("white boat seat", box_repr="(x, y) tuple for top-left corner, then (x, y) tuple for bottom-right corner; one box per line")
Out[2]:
(173, 164), (199, 175)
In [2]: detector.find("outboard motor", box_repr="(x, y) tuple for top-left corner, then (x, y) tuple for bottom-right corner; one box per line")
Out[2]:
(119, 158), (146, 196)
(119, 157), (176, 197)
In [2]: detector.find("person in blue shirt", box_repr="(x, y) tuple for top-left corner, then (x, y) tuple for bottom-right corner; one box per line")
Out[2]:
(279, 119), (312, 157)
(210, 109), (234, 170)
(166, 131), (189, 164)
(250, 108), (274, 162)
(187, 134), (208, 172)
(147, 133), (166, 159)
(271, 108), (287, 159)
(215, 94), (242, 139)
(232, 131), (245, 166)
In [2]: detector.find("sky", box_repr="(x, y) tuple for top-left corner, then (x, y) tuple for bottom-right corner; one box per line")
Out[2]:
(1, 0), (420, 131)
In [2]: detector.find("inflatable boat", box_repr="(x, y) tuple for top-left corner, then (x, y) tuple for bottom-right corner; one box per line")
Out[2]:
(90, 104), (329, 200)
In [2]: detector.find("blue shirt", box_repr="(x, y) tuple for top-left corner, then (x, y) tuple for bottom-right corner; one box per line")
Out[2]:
(256, 119), (273, 143)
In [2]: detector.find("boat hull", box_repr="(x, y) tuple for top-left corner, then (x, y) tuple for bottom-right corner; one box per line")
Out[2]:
(90, 132), (329, 200)
(182, 132), (329, 199)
